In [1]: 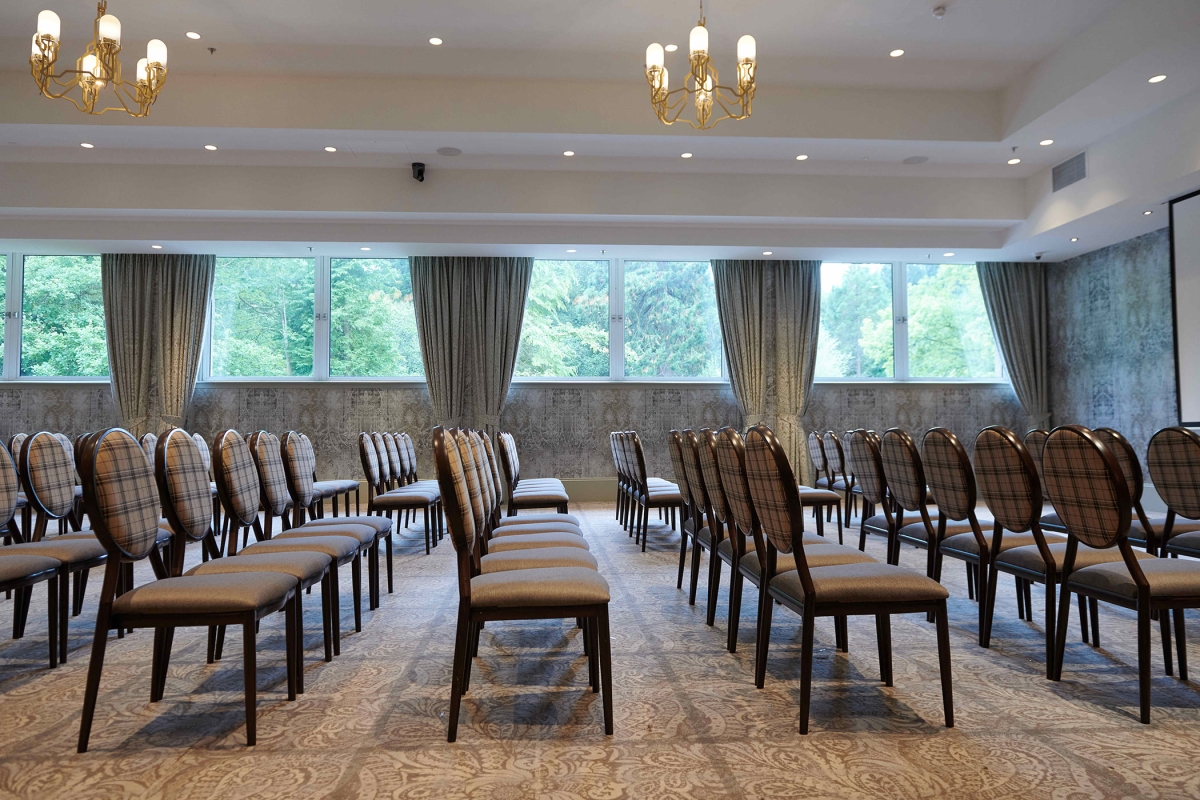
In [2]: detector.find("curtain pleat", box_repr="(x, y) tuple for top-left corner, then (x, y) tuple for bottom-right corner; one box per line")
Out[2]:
(101, 254), (215, 438)
(712, 260), (768, 425)
(775, 261), (822, 485)
(412, 257), (470, 427)
(976, 262), (1050, 430)
(471, 258), (533, 440)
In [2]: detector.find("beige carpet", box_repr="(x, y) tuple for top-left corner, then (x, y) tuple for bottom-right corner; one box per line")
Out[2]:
(1, 503), (1199, 799)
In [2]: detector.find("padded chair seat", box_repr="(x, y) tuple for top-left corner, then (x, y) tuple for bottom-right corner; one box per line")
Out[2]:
(0, 554), (60, 583)
(188, 551), (331, 583)
(798, 487), (841, 504)
(717, 534), (838, 563)
(511, 490), (570, 504)
(1166, 531), (1200, 558)
(1068, 558), (1200, 600)
(314, 479), (358, 496)
(862, 513), (891, 537)
(644, 488), (682, 504)
(276, 524), (375, 547)
(897, 515), (992, 543)
(210, 482), (219, 497)
(829, 479), (851, 492)
(15, 493), (27, 509)
(480, 547), (599, 574)
(647, 478), (675, 488)
(241, 535), (360, 560)
(304, 516), (392, 536)
(1040, 510), (1066, 530)
(486, 532), (590, 552)
(996, 540), (1150, 575)
(3, 537), (107, 565)
(497, 512), (580, 528)
(471, 567), (610, 607)
(491, 522), (583, 538)
(727, 542), (876, 578)
(816, 476), (831, 489)
(1131, 514), (1200, 543)
(374, 488), (440, 507)
(770, 562), (950, 605)
(113, 572), (297, 615)
(939, 530), (1040, 558)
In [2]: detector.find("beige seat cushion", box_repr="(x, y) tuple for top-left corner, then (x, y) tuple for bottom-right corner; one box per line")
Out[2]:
(771, 562), (950, 605)
(480, 547), (599, 573)
(1040, 510), (1066, 530)
(187, 551), (331, 583)
(491, 522), (583, 538)
(511, 490), (570, 504)
(862, 514), (890, 537)
(645, 488), (682, 503)
(471, 567), (610, 607)
(0, 554), (61, 583)
(899, 514), (997, 543)
(303, 516), (392, 535)
(374, 489), (439, 508)
(1166, 530), (1200, 556)
(314, 479), (359, 495)
(241, 535), (360, 560)
(1068, 558), (1200, 600)
(276, 524), (375, 547)
(4, 537), (107, 566)
(727, 542), (876, 578)
(798, 487), (841, 504)
(940, 530), (1041, 558)
(716, 533), (825, 565)
(486, 532), (590, 552)
(996, 540), (1150, 575)
(497, 512), (580, 528)
(113, 572), (297, 615)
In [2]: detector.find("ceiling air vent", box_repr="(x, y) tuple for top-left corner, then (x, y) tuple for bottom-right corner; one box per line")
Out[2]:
(1052, 152), (1086, 192)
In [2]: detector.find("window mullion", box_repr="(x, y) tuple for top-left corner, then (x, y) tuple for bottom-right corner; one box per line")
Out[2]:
(3, 253), (20, 380)
(893, 261), (909, 380)
(610, 258), (624, 380)
(313, 256), (331, 380)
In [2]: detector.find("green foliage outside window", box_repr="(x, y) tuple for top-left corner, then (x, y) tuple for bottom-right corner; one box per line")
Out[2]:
(211, 257), (314, 377)
(906, 263), (1001, 378)
(624, 261), (722, 378)
(21, 255), (109, 377)
(515, 260), (609, 378)
(330, 258), (423, 377)
(816, 263), (894, 378)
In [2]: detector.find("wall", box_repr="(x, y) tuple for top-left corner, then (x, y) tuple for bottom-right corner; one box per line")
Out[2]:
(1047, 227), (1176, 460)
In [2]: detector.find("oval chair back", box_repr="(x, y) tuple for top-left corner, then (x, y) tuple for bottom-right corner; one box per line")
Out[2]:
(155, 428), (217, 574)
(1147, 426), (1200, 526)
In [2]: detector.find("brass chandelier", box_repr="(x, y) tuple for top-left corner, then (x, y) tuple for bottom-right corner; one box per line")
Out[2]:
(30, 1), (168, 118)
(644, 2), (756, 130)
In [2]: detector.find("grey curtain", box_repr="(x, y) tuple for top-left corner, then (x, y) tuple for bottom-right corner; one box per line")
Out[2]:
(101, 253), (215, 438)
(712, 259), (822, 484)
(976, 261), (1050, 430)
(411, 256), (533, 434)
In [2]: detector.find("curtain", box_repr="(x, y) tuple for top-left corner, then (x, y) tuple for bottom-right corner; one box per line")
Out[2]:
(712, 259), (822, 484)
(411, 256), (533, 433)
(976, 261), (1050, 430)
(101, 254), (214, 438)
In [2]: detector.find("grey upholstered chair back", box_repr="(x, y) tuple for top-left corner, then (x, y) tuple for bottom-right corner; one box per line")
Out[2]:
(1042, 425), (1130, 550)
(359, 432), (382, 489)
(283, 431), (317, 509)
(401, 433), (419, 480)
(847, 430), (887, 505)
(455, 430), (488, 536)
(22, 431), (76, 519)
(1147, 426), (1200, 520)
(667, 430), (692, 507)
(371, 433), (393, 483)
(697, 428), (730, 525)
(973, 426), (1041, 533)
(215, 429), (262, 527)
(157, 428), (215, 543)
(82, 428), (161, 559)
(880, 428), (926, 512)
(715, 427), (756, 538)
(192, 433), (212, 472)
(480, 433), (505, 503)
(468, 431), (496, 516)
(140, 432), (158, 468)
(921, 428), (976, 521)
(383, 433), (404, 484)
(1093, 428), (1145, 504)
(822, 432), (846, 476)
(807, 432), (827, 476)
(743, 425), (801, 554)
(0, 444), (19, 528)
(1024, 429), (1051, 499)
(432, 427), (475, 554)
(252, 431), (293, 518)
(681, 430), (710, 517)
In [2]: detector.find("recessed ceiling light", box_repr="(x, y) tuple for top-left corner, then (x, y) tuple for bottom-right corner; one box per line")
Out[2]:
(1149, 74), (1166, 83)
(151, 244), (163, 249)
(324, 146), (337, 152)
(902, 156), (928, 164)
(80, 142), (94, 148)
(1007, 158), (1021, 165)
(186, 31), (201, 40)
(563, 150), (575, 157)
(1039, 139), (1054, 146)
(204, 144), (217, 151)
(665, 44), (678, 52)
(943, 252), (955, 257)
(681, 152), (693, 158)
(762, 251), (773, 256)
(796, 154), (808, 161)
(429, 37), (443, 46)
(1071, 237), (1079, 242)
(436, 147), (462, 156)
(567, 249), (577, 253)
(360, 247), (371, 251)
(1144, 210), (1153, 215)
(890, 49), (905, 58)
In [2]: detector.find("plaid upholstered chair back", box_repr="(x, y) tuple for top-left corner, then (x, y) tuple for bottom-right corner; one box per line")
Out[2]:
(667, 431), (692, 507)
(156, 428), (215, 544)
(140, 433), (158, 468)
(0, 444), (19, 528)
(432, 427), (476, 555)
(681, 430), (710, 515)
(807, 432), (827, 476)
(468, 432), (496, 516)
(214, 429), (262, 527)
(480, 433), (505, 503)
(847, 430), (888, 505)
(1147, 427), (1200, 520)
(973, 426), (1041, 533)
(21, 431), (77, 519)
(372, 433), (393, 483)
(8, 434), (27, 466)
(697, 429), (730, 525)
(383, 433), (404, 484)
(743, 425), (802, 554)
(455, 430), (488, 535)
(282, 431), (317, 509)
(251, 431), (293, 518)
(401, 433), (419, 480)
(358, 432), (382, 490)
(496, 432), (518, 492)
(79, 428), (161, 560)
(1093, 428), (1145, 503)
(821, 432), (845, 476)
(880, 428), (926, 512)
(715, 427), (757, 538)
(921, 428), (976, 521)
(500, 432), (521, 481)
(1023, 429), (1051, 499)
(394, 433), (412, 480)
(1042, 425), (1131, 549)
(618, 433), (633, 483)
(192, 433), (212, 472)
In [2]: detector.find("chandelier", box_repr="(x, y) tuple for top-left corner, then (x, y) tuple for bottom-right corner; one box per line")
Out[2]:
(643, 2), (756, 130)
(30, 1), (167, 118)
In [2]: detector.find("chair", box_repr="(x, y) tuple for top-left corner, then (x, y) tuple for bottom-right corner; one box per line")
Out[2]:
(497, 431), (570, 515)
(1096, 427), (1200, 554)
(1025, 429), (1066, 532)
(743, 424), (953, 734)
(1046, 425), (1200, 724)
(1149, 426), (1200, 560)
(76, 428), (300, 752)
(0, 443), (59, 667)
(306, 434), (359, 518)
(433, 426), (613, 742)
(819, 432), (853, 532)
(481, 433), (579, 530)
(357, 432), (441, 555)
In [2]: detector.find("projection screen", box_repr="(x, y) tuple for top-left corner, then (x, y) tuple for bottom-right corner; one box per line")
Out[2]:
(1172, 189), (1200, 425)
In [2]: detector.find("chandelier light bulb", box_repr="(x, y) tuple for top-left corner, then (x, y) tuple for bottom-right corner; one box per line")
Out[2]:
(31, 34), (41, 57)
(82, 53), (101, 79)
(146, 38), (167, 66)
(661, 66), (669, 92)
(98, 14), (121, 45)
(689, 24), (708, 57)
(646, 43), (664, 70)
(37, 10), (60, 40)
(737, 35), (756, 62)
(136, 57), (148, 82)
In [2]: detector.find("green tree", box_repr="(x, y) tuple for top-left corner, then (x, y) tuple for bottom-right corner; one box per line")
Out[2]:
(330, 258), (423, 377)
(624, 261), (722, 378)
(515, 260), (608, 377)
(816, 263), (893, 377)
(21, 255), (109, 377)
(906, 264), (999, 378)
(211, 257), (314, 377)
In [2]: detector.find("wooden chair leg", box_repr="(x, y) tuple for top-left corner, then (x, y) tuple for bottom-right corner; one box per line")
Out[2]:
(676, 529), (688, 588)
(47, 575), (59, 668)
(1160, 610), (1175, 677)
(1089, 598), (1100, 647)
(243, 614), (258, 745)
(598, 607), (614, 735)
(322, 571), (333, 662)
(1173, 608), (1188, 681)
(688, 538), (702, 606)
(798, 608), (816, 734)
(754, 584), (774, 689)
(447, 605), (470, 742)
(1077, 594), (1090, 643)
(58, 568), (69, 664)
(1052, 587), (1074, 681)
(352, 555), (363, 633)
(936, 602), (954, 728)
(876, 613), (893, 685)
(705, 552), (721, 627)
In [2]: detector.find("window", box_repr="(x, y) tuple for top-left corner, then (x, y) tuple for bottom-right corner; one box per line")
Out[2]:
(21, 255), (109, 377)
(623, 261), (722, 378)
(210, 257), (314, 378)
(515, 260), (609, 378)
(905, 263), (1001, 379)
(329, 258), (423, 377)
(0, 255), (5, 374)
(816, 263), (894, 378)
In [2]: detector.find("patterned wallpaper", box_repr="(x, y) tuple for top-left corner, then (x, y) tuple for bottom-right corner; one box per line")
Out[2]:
(1047, 228), (1176, 462)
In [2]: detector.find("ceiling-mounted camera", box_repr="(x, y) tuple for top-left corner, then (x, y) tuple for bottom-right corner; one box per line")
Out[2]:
(412, 162), (426, 182)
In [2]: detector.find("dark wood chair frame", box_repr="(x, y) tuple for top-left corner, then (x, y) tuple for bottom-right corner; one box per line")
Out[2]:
(358, 432), (441, 556)
(497, 432), (570, 516)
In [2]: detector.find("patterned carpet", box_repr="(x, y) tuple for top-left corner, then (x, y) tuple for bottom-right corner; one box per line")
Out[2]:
(1, 503), (1200, 799)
